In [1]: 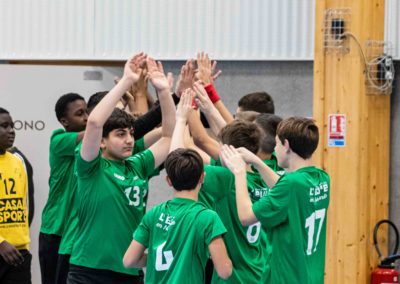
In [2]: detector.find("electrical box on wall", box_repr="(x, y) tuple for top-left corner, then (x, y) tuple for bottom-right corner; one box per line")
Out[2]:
(365, 40), (394, 95)
(324, 8), (351, 54)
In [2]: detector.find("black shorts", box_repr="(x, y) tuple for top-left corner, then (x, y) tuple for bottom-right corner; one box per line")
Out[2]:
(67, 264), (144, 284)
(0, 249), (32, 284)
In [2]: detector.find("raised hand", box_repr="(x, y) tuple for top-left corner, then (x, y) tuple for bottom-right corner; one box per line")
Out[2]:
(175, 59), (196, 97)
(123, 52), (147, 83)
(146, 58), (170, 92)
(236, 147), (262, 165)
(195, 52), (222, 85)
(220, 145), (246, 174)
(192, 81), (214, 114)
(176, 88), (195, 121)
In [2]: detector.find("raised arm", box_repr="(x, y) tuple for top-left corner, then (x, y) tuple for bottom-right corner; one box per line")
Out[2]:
(169, 89), (194, 152)
(146, 58), (176, 167)
(81, 53), (146, 162)
(188, 110), (220, 160)
(192, 81), (226, 136)
(236, 147), (280, 188)
(220, 145), (258, 226)
(195, 52), (234, 124)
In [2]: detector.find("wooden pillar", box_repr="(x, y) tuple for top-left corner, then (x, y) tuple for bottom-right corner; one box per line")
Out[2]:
(314, 1), (390, 283)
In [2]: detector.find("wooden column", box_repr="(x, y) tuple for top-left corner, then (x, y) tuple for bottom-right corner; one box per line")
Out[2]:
(314, 1), (390, 283)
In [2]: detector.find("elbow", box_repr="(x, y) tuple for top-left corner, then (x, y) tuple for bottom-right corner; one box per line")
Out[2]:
(123, 254), (139, 269)
(86, 117), (103, 130)
(122, 257), (134, 268)
(217, 259), (233, 280)
(238, 212), (257, 226)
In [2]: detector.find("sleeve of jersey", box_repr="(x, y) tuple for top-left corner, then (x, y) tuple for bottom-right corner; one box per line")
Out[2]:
(252, 175), (291, 229)
(51, 131), (79, 157)
(202, 210), (227, 245)
(132, 138), (145, 155)
(75, 150), (101, 179)
(126, 150), (155, 179)
(133, 211), (151, 248)
(0, 235), (5, 243)
(202, 166), (233, 201)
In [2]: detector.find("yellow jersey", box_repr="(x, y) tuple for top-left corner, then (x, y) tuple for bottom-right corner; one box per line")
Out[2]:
(0, 152), (29, 249)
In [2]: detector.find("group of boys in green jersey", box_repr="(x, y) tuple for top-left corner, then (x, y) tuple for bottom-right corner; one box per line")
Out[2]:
(38, 51), (330, 284)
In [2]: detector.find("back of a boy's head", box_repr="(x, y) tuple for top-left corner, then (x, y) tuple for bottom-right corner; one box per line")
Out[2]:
(238, 92), (275, 114)
(255, 113), (282, 154)
(102, 108), (135, 138)
(165, 149), (203, 191)
(277, 117), (319, 159)
(218, 120), (261, 154)
(55, 93), (85, 121)
(234, 110), (260, 122)
(87, 91), (108, 113)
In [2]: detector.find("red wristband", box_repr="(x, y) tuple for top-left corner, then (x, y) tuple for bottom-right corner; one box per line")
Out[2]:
(204, 84), (220, 104)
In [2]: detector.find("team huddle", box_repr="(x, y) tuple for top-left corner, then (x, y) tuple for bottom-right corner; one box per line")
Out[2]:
(0, 52), (330, 284)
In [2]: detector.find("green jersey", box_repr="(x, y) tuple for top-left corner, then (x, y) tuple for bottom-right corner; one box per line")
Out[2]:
(59, 138), (148, 255)
(134, 198), (226, 284)
(198, 165), (234, 209)
(200, 158), (284, 283)
(40, 129), (79, 235)
(252, 166), (330, 284)
(70, 149), (155, 275)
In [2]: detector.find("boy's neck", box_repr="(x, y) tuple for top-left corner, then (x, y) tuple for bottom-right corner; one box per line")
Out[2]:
(174, 189), (198, 201)
(287, 155), (313, 172)
(257, 151), (272, 160)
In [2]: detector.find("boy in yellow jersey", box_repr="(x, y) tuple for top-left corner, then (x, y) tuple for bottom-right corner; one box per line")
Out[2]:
(0, 107), (31, 284)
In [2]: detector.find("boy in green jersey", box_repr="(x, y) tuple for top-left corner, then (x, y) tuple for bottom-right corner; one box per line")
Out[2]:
(189, 85), (286, 282)
(67, 53), (176, 284)
(123, 148), (232, 283)
(39, 93), (88, 284)
(221, 117), (330, 284)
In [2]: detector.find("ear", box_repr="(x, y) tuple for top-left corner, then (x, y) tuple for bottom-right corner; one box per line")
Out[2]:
(100, 137), (107, 150)
(59, 118), (69, 128)
(283, 139), (291, 153)
(165, 176), (173, 187)
(198, 172), (205, 185)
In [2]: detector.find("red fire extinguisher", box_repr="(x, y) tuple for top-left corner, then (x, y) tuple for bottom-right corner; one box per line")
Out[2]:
(371, 219), (400, 284)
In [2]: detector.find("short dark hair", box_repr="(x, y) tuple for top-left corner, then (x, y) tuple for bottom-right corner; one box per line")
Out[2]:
(87, 91), (108, 113)
(238, 92), (275, 114)
(103, 108), (135, 138)
(165, 149), (203, 191)
(277, 117), (319, 159)
(234, 110), (260, 122)
(218, 120), (261, 154)
(55, 93), (85, 121)
(0, 108), (9, 115)
(255, 113), (283, 154)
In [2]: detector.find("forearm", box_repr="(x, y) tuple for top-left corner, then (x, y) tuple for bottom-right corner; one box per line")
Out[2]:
(214, 101), (234, 124)
(88, 77), (132, 128)
(170, 118), (187, 152)
(133, 253), (148, 268)
(159, 90), (176, 137)
(188, 111), (220, 159)
(130, 92), (149, 115)
(203, 108), (227, 137)
(254, 161), (280, 188)
(235, 171), (256, 226)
